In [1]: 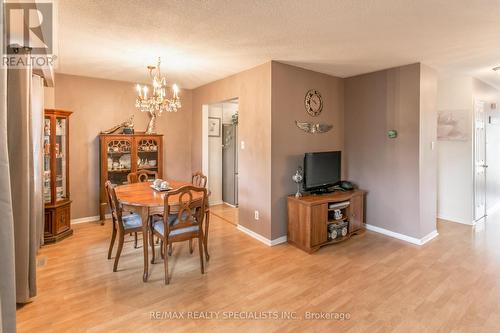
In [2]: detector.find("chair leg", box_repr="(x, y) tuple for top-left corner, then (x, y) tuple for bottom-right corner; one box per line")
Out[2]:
(160, 240), (165, 259)
(150, 230), (155, 264)
(107, 223), (117, 259)
(113, 233), (124, 272)
(134, 232), (138, 249)
(204, 211), (210, 261)
(168, 243), (173, 256)
(198, 234), (205, 274)
(163, 240), (170, 284)
(156, 236), (159, 244)
(189, 239), (194, 254)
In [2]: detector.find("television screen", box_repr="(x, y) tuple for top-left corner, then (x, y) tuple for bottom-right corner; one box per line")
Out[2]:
(303, 151), (341, 191)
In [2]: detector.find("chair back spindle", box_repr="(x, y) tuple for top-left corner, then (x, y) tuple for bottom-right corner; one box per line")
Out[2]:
(128, 170), (159, 184)
(192, 171), (207, 189)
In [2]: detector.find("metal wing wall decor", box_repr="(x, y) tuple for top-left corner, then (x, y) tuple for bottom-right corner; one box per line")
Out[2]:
(295, 121), (333, 134)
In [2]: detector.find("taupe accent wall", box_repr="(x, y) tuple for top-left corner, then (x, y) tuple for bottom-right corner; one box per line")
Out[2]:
(344, 63), (437, 239)
(52, 61), (438, 242)
(191, 63), (272, 239)
(270, 62), (344, 239)
(191, 61), (345, 240)
(54, 74), (193, 219)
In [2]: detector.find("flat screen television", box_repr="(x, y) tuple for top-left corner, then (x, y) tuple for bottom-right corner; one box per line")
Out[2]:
(303, 151), (341, 193)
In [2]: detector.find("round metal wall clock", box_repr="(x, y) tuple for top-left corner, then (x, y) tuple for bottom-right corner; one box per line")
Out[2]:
(304, 89), (323, 116)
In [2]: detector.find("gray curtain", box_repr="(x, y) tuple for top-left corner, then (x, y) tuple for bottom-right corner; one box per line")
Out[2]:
(31, 75), (44, 248)
(0, 65), (16, 333)
(6, 47), (40, 305)
(0, 4), (17, 333)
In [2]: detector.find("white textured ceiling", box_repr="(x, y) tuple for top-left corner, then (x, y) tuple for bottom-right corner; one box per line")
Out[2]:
(57, 0), (500, 89)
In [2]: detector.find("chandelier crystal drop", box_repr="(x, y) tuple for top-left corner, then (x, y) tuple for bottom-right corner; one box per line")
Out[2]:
(135, 57), (181, 134)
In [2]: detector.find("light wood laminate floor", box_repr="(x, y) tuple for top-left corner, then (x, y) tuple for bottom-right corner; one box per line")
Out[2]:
(210, 204), (238, 226)
(16, 215), (500, 332)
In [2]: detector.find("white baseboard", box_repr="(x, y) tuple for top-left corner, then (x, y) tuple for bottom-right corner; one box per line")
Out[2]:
(236, 224), (287, 247)
(437, 214), (474, 226)
(270, 235), (287, 246)
(419, 230), (439, 245)
(71, 214), (111, 225)
(209, 200), (223, 206)
(365, 224), (438, 246)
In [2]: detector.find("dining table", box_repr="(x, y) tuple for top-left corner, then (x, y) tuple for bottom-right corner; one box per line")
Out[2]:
(114, 180), (205, 282)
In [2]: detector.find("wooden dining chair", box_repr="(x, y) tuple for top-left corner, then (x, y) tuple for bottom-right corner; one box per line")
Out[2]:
(127, 170), (160, 242)
(192, 171), (207, 188)
(192, 171), (210, 261)
(150, 185), (207, 284)
(127, 170), (158, 184)
(104, 181), (144, 272)
(168, 171), (211, 261)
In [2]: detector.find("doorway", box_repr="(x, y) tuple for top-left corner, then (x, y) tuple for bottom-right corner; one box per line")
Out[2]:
(202, 99), (239, 225)
(474, 100), (500, 223)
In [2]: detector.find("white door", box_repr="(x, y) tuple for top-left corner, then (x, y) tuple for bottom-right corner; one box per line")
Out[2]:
(474, 100), (487, 221)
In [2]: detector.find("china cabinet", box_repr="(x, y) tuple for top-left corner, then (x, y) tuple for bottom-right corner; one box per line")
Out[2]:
(99, 134), (163, 220)
(44, 109), (73, 243)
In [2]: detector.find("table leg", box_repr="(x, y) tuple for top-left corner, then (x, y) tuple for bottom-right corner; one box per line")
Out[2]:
(141, 206), (150, 282)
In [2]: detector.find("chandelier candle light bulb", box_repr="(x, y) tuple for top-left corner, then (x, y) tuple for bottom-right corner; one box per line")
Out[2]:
(135, 57), (182, 134)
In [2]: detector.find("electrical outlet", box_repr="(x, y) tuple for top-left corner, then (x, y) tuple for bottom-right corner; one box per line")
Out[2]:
(241, 141), (245, 150)
(254, 210), (259, 220)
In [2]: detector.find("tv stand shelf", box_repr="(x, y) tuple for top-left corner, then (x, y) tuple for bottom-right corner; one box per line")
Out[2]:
(287, 190), (365, 253)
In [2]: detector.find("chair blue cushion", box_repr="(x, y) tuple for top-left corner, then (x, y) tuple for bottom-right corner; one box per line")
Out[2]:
(122, 213), (142, 230)
(152, 212), (199, 237)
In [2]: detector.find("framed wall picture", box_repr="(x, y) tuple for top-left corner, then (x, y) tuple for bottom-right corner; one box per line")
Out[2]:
(208, 117), (221, 137)
(438, 109), (468, 141)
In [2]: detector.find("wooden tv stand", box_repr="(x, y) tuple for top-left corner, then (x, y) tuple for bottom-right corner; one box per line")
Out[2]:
(287, 190), (365, 253)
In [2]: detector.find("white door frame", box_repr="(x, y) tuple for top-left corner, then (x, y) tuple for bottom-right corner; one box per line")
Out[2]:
(473, 99), (487, 222)
(202, 105), (209, 179)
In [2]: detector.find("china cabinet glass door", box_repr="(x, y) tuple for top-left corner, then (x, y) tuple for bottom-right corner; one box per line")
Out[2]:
(55, 117), (68, 201)
(106, 139), (132, 185)
(43, 116), (51, 203)
(137, 138), (159, 179)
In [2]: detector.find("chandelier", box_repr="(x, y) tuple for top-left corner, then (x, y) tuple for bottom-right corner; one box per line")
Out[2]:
(135, 57), (181, 134)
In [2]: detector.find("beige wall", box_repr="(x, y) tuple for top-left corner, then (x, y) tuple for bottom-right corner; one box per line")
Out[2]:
(345, 63), (437, 239)
(436, 76), (500, 223)
(53, 74), (193, 219)
(192, 61), (344, 240)
(436, 75), (474, 224)
(51, 61), (440, 241)
(192, 62), (272, 238)
(270, 62), (344, 239)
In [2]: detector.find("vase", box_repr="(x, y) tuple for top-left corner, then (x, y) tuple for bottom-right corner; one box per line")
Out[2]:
(145, 113), (157, 134)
